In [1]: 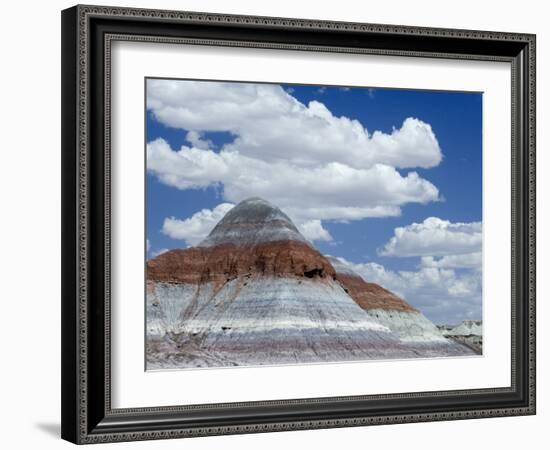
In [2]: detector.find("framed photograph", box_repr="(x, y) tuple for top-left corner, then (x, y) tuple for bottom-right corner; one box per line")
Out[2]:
(61, 4), (536, 444)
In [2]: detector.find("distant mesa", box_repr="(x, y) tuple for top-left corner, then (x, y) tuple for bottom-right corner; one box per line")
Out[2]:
(147, 197), (477, 369)
(444, 320), (482, 337)
(438, 320), (482, 354)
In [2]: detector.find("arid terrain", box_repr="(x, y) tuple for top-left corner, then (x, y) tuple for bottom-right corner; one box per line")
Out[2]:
(146, 198), (477, 370)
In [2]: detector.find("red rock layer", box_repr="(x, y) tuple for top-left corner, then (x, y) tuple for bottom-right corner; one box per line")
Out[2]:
(148, 240), (417, 313)
(147, 240), (336, 285)
(335, 273), (417, 313)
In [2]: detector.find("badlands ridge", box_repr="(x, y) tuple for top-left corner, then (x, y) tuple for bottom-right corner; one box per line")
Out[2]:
(146, 198), (476, 369)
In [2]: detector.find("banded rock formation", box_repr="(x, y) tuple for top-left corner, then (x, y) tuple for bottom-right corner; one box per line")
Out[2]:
(147, 198), (474, 369)
(327, 256), (456, 344)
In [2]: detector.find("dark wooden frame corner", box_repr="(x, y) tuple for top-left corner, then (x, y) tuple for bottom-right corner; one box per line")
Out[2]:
(61, 4), (536, 444)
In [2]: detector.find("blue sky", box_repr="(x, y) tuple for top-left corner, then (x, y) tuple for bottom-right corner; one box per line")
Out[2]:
(145, 79), (482, 325)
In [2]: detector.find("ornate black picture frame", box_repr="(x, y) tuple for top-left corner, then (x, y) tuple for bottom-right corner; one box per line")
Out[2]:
(61, 4), (536, 444)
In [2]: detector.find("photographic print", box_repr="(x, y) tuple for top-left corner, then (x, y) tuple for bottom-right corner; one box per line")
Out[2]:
(145, 78), (483, 370)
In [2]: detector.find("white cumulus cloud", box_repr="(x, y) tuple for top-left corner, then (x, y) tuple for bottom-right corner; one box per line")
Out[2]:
(147, 138), (439, 223)
(162, 203), (235, 246)
(147, 79), (442, 170)
(332, 217), (483, 324)
(296, 219), (333, 242)
(185, 130), (213, 150)
(420, 252), (482, 269)
(335, 257), (482, 325)
(380, 217), (482, 257)
(146, 79), (444, 224)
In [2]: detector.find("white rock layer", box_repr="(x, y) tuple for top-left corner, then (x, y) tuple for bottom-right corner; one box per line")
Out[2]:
(147, 277), (474, 369)
(366, 309), (448, 343)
